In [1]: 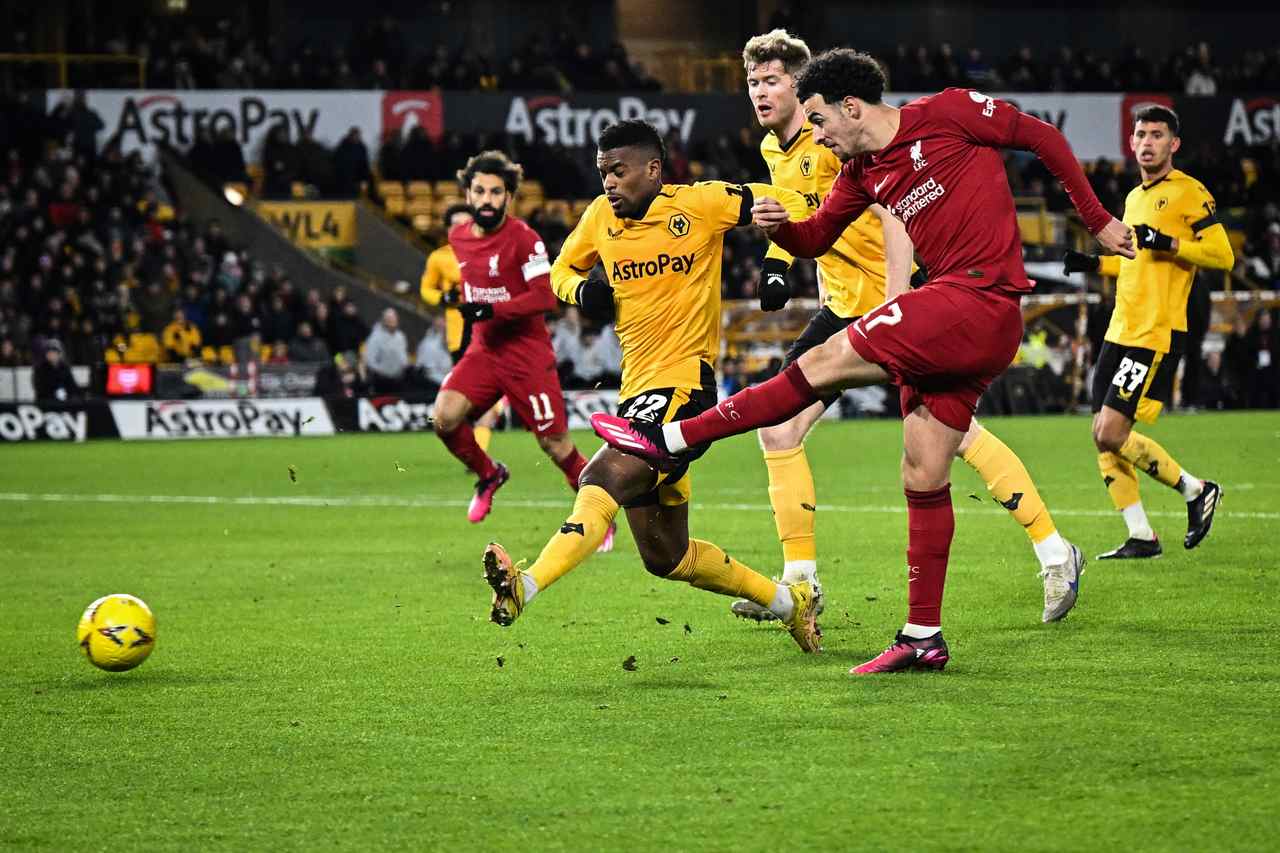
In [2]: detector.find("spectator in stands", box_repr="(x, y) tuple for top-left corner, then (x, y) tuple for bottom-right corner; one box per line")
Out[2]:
(720, 356), (744, 397)
(261, 293), (295, 345)
(267, 342), (289, 364)
(296, 129), (334, 194)
(1245, 309), (1279, 408)
(161, 308), (202, 362)
(411, 316), (452, 394)
(550, 309), (585, 388)
(67, 316), (107, 366)
(364, 307), (409, 392)
(399, 127), (435, 183)
(332, 127), (372, 198)
(1196, 350), (1235, 410)
(331, 299), (369, 355)
(32, 339), (81, 400)
(577, 323), (622, 389)
(231, 292), (263, 363)
(314, 350), (367, 398)
(0, 337), (19, 367)
(136, 280), (174, 334)
(261, 126), (298, 198)
(289, 320), (329, 363)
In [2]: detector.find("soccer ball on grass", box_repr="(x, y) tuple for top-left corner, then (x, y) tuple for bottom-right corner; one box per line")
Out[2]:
(77, 594), (157, 672)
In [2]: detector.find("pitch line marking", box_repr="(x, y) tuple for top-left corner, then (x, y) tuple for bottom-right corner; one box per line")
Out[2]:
(0, 492), (1276, 521)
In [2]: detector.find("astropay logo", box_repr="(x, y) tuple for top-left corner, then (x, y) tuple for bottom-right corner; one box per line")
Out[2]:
(0, 405), (87, 441)
(357, 396), (434, 432)
(382, 91), (443, 143)
(110, 399), (333, 440)
(505, 96), (696, 146)
(109, 93), (319, 150)
(1223, 97), (1280, 146)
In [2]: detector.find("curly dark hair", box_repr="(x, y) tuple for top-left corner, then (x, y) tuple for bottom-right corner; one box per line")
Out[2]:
(596, 119), (666, 164)
(442, 202), (472, 224)
(1133, 105), (1180, 136)
(795, 48), (886, 106)
(457, 150), (524, 193)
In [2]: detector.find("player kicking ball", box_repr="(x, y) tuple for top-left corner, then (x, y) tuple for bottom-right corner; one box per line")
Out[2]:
(482, 121), (821, 653)
(734, 29), (1087, 626)
(431, 151), (613, 550)
(594, 51), (1132, 674)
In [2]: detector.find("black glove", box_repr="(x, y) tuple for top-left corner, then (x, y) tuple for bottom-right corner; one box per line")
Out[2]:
(458, 302), (494, 322)
(759, 258), (791, 311)
(1134, 223), (1174, 252)
(441, 288), (461, 306)
(575, 279), (615, 323)
(1062, 250), (1101, 275)
(909, 266), (929, 289)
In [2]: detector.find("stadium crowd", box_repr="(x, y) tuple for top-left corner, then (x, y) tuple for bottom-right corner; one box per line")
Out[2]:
(4, 12), (1278, 95)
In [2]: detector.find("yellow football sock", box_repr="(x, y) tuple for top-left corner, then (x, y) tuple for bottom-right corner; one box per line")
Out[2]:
(1118, 431), (1183, 489)
(1098, 451), (1140, 511)
(664, 539), (778, 606)
(474, 425), (492, 452)
(528, 485), (618, 592)
(763, 446), (817, 562)
(961, 426), (1057, 544)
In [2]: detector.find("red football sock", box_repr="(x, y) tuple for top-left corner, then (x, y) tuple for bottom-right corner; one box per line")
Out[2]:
(557, 448), (588, 490)
(680, 362), (819, 447)
(904, 484), (954, 627)
(439, 422), (498, 480)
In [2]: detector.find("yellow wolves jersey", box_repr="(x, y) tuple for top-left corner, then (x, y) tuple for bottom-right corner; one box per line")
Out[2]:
(761, 123), (889, 319)
(552, 181), (807, 398)
(420, 244), (465, 353)
(1099, 168), (1234, 352)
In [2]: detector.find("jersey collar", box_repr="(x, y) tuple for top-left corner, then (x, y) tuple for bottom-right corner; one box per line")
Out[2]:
(776, 123), (809, 153)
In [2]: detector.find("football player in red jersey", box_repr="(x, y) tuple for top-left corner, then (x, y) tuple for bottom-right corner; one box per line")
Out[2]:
(433, 150), (613, 550)
(592, 49), (1133, 672)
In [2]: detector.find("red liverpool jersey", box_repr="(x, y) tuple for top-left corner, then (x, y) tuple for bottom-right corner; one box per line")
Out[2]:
(774, 88), (1112, 293)
(448, 216), (557, 355)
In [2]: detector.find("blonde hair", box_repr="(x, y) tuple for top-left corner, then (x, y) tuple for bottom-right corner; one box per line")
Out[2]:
(742, 29), (812, 76)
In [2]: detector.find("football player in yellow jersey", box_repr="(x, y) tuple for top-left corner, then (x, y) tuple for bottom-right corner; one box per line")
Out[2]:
(419, 203), (502, 450)
(732, 29), (1086, 624)
(480, 119), (823, 653)
(1064, 105), (1232, 559)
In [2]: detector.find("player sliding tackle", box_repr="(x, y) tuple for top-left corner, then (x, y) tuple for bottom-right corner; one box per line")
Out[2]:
(482, 120), (823, 653)
(736, 29), (1088, 625)
(594, 50), (1133, 674)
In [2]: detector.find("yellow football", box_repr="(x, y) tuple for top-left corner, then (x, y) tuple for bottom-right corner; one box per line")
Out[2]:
(77, 594), (157, 672)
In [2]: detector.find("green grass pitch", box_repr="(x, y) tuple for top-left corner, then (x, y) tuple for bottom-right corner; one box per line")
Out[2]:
(2, 412), (1277, 851)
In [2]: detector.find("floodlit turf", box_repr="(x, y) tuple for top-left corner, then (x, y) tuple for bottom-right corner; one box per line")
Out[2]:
(2, 412), (1277, 851)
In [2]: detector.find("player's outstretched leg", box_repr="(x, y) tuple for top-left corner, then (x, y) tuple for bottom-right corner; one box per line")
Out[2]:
(536, 432), (616, 553)
(733, 407), (827, 623)
(1095, 451), (1162, 559)
(958, 423), (1083, 622)
(1115, 431), (1221, 550)
(481, 484), (619, 626)
(660, 537), (822, 653)
(592, 361), (823, 465)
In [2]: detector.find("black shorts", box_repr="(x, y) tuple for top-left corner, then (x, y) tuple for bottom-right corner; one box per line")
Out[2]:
(616, 361), (717, 508)
(783, 306), (858, 407)
(1092, 340), (1181, 424)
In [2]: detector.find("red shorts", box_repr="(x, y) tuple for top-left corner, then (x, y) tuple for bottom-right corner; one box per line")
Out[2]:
(846, 283), (1023, 431)
(441, 347), (569, 435)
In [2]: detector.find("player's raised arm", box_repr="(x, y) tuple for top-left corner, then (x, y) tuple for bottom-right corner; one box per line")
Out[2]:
(756, 167), (869, 259)
(942, 88), (1133, 259)
(550, 199), (615, 322)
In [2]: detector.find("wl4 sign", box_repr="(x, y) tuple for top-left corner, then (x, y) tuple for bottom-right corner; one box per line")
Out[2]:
(257, 201), (357, 249)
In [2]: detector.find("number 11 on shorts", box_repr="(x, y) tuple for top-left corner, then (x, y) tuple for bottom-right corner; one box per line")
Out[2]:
(528, 392), (554, 422)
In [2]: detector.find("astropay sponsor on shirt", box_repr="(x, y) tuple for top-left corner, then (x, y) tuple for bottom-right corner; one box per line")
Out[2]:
(109, 399), (334, 440)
